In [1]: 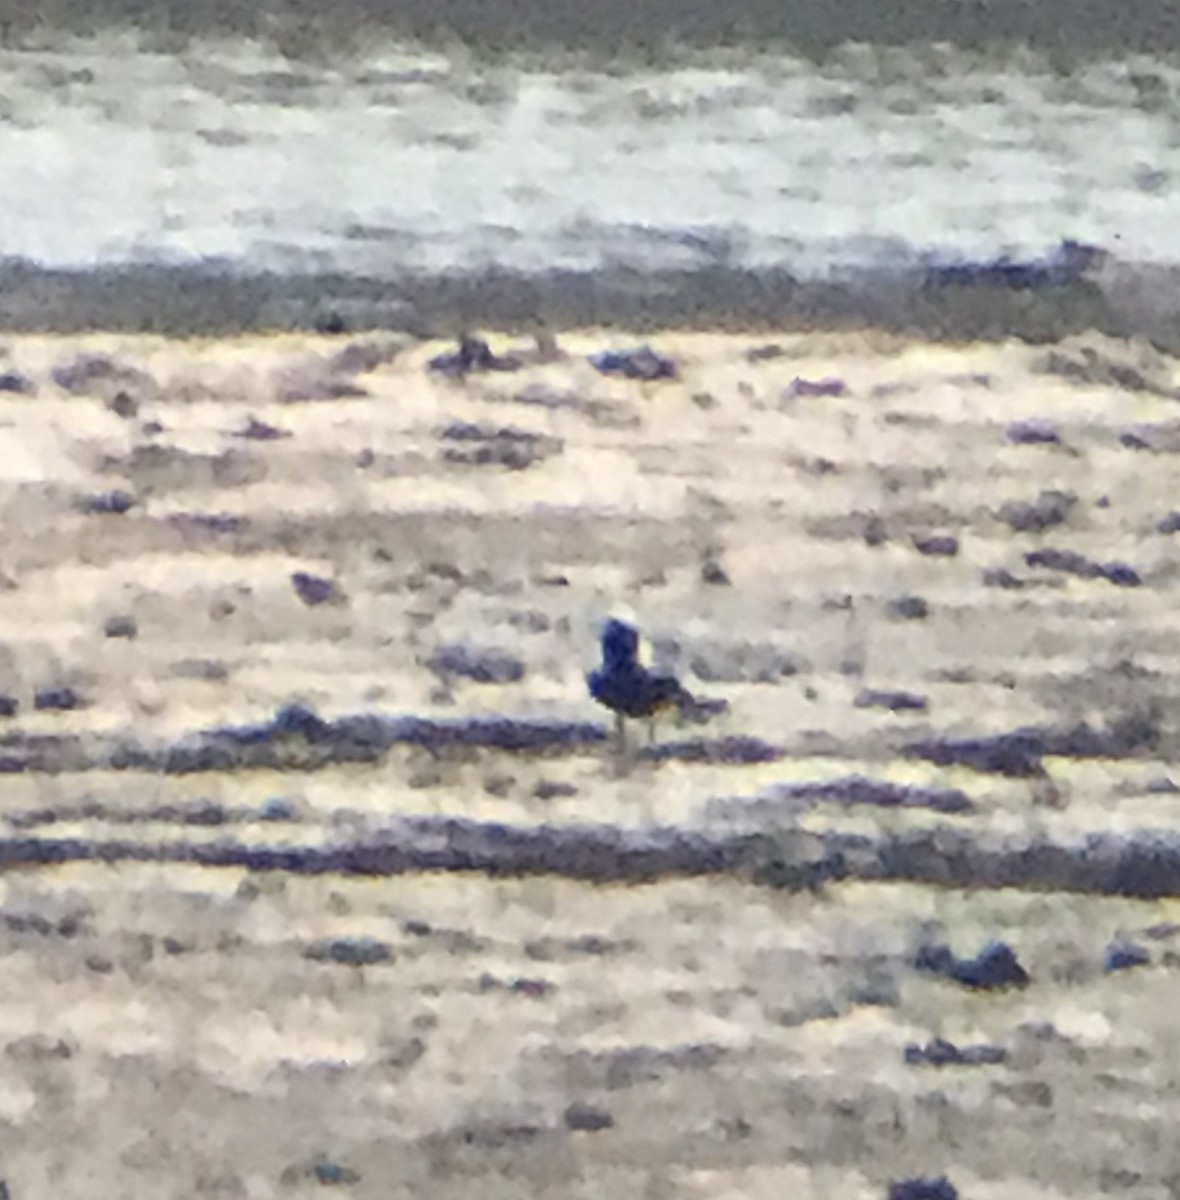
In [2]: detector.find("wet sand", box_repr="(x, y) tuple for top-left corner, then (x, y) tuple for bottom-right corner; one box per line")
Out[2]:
(1, 325), (1179, 1196)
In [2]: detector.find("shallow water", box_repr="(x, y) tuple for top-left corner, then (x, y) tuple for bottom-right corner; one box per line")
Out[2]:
(3, 33), (1179, 292)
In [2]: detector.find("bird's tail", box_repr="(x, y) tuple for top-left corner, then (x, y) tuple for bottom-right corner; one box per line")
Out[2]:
(674, 689), (729, 724)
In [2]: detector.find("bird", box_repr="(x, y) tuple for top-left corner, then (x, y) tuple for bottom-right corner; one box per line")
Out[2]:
(587, 618), (726, 748)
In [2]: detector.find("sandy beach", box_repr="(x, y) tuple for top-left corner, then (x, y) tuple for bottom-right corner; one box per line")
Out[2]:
(1, 324), (1179, 1197)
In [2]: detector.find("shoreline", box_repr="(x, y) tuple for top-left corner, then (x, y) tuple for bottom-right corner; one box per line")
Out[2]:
(2, 257), (1180, 350)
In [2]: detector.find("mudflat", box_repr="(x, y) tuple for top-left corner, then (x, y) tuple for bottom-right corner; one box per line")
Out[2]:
(0, 326), (1179, 1198)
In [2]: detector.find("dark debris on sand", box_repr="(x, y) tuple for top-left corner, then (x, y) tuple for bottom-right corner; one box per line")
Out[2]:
(1024, 547), (1141, 586)
(290, 571), (341, 606)
(854, 688), (929, 713)
(783, 375), (848, 399)
(1105, 939), (1151, 973)
(52, 352), (160, 405)
(913, 938), (1030, 990)
(997, 488), (1076, 533)
(1006, 418), (1061, 445)
(78, 489), (137, 516)
(904, 1037), (1007, 1067)
(429, 335), (522, 377)
(887, 1177), (959, 1200)
(911, 534), (959, 557)
(746, 775), (972, 816)
(588, 344), (676, 381)
(1033, 334), (1180, 399)
(303, 936), (393, 967)
(907, 713), (1160, 778)
(0, 369), (35, 395)
(438, 421), (563, 470)
(427, 643), (526, 685)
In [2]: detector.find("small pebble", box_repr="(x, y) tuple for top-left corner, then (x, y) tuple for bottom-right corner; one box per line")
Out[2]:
(912, 535), (959, 557)
(291, 571), (339, 606)
(1105, 939), (1151, 973)
(888, 1177), (958, 1200)
(564, 1103), (614, 1132)
(886, 595), (929, 621)
(34, 686), (83, 712)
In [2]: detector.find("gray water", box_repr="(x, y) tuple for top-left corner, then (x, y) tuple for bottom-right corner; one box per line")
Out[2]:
(2, 29), (1180, 332)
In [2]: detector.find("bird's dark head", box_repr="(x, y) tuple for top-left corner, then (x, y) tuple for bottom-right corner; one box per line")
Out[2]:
(600, 618), (640, 668)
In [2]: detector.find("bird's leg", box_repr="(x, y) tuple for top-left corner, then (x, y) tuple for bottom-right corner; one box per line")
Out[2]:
(646, 716), (657, 746)
(614, 711), (626, 753)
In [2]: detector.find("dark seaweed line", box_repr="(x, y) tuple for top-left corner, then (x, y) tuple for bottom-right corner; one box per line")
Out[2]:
(4, 817), (1180, 899)
(0, 705), (1160, 778)
(0, 709), (786, 775)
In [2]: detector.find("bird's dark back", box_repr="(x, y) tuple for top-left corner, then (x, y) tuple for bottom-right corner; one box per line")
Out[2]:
(600, 619), (640, 669)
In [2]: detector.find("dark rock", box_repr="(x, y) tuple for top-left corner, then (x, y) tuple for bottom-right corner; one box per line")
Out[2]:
(904, 1037), (1006, 1067)
(913, 943), (959, 974)
(508, 976), (553, 998)
(534, 781), (578, 800)
(429, 335), (521, 377)
(311, 1159), (361, 1186)
(173, 799), (228, 825)
(169, 512), (246, 539)
(79, 490), (135, 515)
(271, 704), (332, 740)
(951, 941), (1030, 990)
(906, 729), (1047, 776)
(998, 489), (1075, 532)
(483, 774), (515, 798)
(1025, 548), (1141, 586)
(52, 353), (159, 402)
(912, 535), (959, 557)
(291, 571), (340, 606)
(855, 689), (929, 713)
(304, 937), (392, 967)
(886, 595), (928, 621)
(700, 558), (730, 585)
(439, 421), (560, 470)
(170, 658), (229, 682)
(34, 687), (83, 712)
(260, 796), (299, 821)
(106, 390), (138, 418)
(784, 376), (847, 399)
(103, 615), (137, 639)
(329, 336), (409, 375)
(887, 1176), (959, 1200)
(0, 370), (35, 394)
(1159, 511), (1180, 534)
(1105, 939), (1151, 973)
(0, 696), (16, 718)
(236, 416), (290, 441)
(769, 776), (971, 815)
(428, 644), (525, 685)
(1121, 430), (1153, 450)
(982, 566), (1030, 589)
(914, 939), (1030, 989)
(1006, 418), (1060, 445)
(643, 735), (781, 765)
(589, 345), (676, 381)
(313, 310), (348, 335)
(564, 1103), (614, 1132)
(863, 514), (888, 546)
(745, 343), (785, 361)
(1034, 333), (1178, 398)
